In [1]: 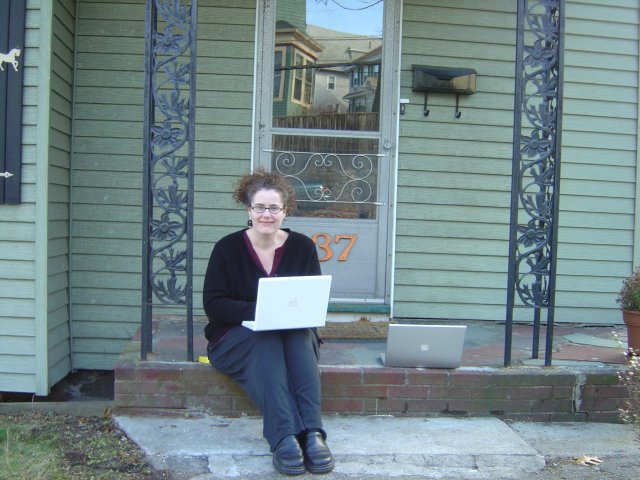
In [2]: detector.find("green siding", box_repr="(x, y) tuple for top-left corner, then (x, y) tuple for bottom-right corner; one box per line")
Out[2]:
(47, 0), (75, 387)
(396, 0), (516, 321)
(70, 0), (146, 370)
(0, 1), (41, 394)
(186, 0), (256, 329)
(394, 0), (639, 324)
(0, 0), (74, 394)
(69, 0), (256, 370)
(553, 0), (638, 323)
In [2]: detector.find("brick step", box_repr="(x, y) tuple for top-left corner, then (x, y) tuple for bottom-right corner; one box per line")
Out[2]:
(114, 357), (627, 422)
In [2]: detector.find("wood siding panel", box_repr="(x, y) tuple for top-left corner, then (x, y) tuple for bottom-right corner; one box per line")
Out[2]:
(46, 0), (73, 389)
(556, 0), (639, 322)
(0, 279), (35, 298)
(2, 299), (35, 318)
(0, 373), (36, 393)
(70, 1), (145, 370)
(0, 336), (35, 356)
(0, 260), (35, 279)
(71, 305), (147, 323)
(0, 223), (35, 241)
(0, 318), (34, 336)
(0, 0), (40, 393)
(395, 0), (638, 324)
(70, 353), (120, 370)
(0, 241), (36, 261)
(69, 0), (256, 369)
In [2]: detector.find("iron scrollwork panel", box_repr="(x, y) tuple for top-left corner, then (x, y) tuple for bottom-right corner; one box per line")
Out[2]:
(505, 0), (564, 366)
(142, 0), (197, 359)
(145, 0), (196, 306)
(514, 0), (563, 309)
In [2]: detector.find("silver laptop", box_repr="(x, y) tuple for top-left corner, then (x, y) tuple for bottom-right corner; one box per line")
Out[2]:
(241, 275), (332, 331)
(382, 324), (467, 368)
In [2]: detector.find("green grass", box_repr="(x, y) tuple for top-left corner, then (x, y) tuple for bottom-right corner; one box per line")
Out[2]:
(0, 411), (163, 480)
(0, 419), (60, 480)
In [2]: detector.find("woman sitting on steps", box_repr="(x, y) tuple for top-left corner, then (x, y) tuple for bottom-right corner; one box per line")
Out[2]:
(202, 169), (335, 475)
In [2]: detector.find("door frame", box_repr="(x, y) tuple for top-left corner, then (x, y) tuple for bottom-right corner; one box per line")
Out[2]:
(250, 0), (403, 312)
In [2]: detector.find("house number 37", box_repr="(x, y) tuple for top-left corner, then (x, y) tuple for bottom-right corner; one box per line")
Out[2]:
(311, 233), (358, 262)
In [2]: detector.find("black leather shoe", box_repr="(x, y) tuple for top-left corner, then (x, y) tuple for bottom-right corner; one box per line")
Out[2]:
(272, 434), (305, 475)
(302, 430), (335, 474)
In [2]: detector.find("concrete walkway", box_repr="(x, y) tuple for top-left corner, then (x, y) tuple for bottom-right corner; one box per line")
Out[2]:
(113, 414), (640, 480)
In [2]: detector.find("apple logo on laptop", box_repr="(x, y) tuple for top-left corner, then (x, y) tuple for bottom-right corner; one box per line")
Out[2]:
(420, 342), (430, 352)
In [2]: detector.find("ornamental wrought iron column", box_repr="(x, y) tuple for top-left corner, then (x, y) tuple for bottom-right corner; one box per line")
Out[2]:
(505, 0), (565, 367)
(141, 0), (197, 361)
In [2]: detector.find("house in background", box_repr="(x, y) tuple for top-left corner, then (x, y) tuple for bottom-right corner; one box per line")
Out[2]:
(342, 45), (382, 113)
(273, 20), (323, 118)
(307, 24), (382, 114)
(1, 0), (639, 395)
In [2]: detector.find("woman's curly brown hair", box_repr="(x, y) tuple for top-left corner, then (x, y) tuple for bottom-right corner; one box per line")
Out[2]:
(233, 168), (297, 215)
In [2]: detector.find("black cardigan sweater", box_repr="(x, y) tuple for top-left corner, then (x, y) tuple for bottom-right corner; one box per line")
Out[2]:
(202, 228), (321, 343)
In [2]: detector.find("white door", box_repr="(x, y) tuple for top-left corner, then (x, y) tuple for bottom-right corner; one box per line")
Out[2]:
(255, 0), (400, 304)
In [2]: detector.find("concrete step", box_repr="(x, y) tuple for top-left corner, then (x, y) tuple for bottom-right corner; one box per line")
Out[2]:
(114, 415), (546, 479)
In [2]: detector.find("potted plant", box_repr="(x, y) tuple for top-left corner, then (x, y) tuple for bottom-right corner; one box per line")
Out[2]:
(616, 266), (640, 353)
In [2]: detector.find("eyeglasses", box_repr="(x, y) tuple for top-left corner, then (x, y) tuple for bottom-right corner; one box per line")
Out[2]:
(251, 205), (284, 214)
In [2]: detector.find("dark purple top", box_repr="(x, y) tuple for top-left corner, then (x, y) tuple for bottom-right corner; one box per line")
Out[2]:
(242, 230), (285, 277)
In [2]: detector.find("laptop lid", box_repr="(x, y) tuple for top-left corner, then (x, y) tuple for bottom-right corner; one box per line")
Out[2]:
(242, 275), (332, 331)
(383, 324), (467, 368)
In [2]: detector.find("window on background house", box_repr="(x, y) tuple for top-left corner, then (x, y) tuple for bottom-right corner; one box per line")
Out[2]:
(327, 75), (335, 90)
(292, 51), (314, 106)
(273, 47), (285, 100)
(304, 60), (313, 104)
(351, 68), (361, 87)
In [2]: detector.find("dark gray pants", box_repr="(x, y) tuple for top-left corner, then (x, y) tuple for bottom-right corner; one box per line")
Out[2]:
(208, 326), (324, 449)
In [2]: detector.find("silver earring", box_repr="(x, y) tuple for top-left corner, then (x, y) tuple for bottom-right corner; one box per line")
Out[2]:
(247, 219), (253, 227)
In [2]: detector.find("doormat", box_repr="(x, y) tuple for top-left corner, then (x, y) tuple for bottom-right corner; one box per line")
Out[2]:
(318, 321), (393, 340)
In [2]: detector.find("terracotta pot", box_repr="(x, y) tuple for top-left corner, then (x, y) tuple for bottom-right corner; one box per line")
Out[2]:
(622, 309), (640, 352)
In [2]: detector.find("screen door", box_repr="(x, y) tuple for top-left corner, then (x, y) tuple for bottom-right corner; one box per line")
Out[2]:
(255, 0), (400, 302)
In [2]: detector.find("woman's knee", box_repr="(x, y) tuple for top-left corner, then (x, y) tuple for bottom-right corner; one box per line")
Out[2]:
(283, 329), (320, 358)
(208, 327), (255, 374)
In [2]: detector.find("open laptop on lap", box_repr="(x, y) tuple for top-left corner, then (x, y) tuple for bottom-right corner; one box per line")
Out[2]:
(382, 324), (467, 368)
(241, 275), (332, 331)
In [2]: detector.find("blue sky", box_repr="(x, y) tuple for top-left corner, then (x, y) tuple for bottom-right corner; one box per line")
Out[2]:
(306, 0), (383, 37)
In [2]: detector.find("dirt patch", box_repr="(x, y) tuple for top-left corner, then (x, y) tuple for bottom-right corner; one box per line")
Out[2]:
(0, 410), (187, 479)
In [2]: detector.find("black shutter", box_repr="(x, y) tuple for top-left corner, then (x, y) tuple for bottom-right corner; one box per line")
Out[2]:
(1, 0), (26, 204)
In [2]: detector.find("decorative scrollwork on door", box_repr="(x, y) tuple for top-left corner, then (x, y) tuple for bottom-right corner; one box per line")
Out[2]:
(271, 150), (381, 206)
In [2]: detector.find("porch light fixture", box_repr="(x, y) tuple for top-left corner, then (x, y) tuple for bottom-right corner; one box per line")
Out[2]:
(412, 65), (477, 118)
